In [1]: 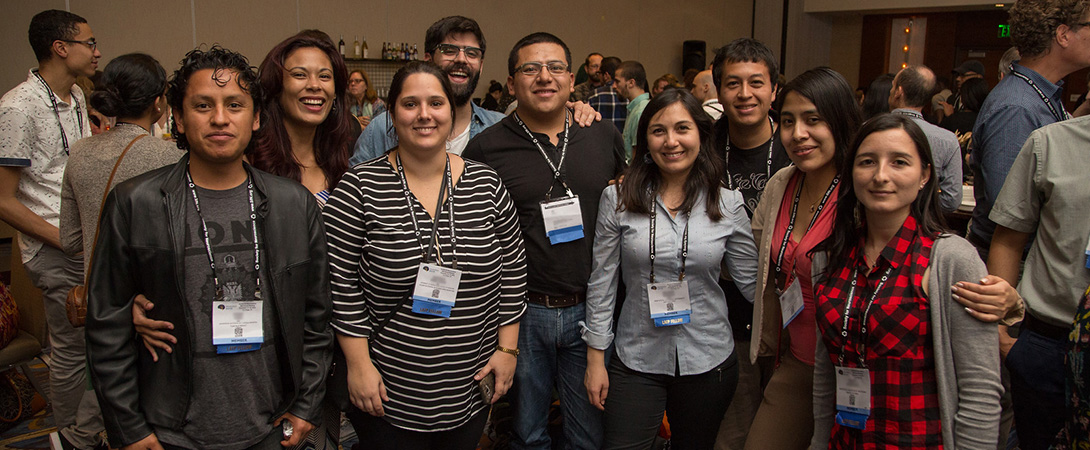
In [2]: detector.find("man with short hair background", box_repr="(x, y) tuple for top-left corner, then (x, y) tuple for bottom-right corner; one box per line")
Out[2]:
(587, 56), (628, 133)
(692, 69), (723, 120)
(463, 32), (625, 450)
(613, 60), (650, 161)
(888, 64), (963, 212)
(0, 10), (105, 450)
(572, 52), (603, 102)
(350, 16), (503, 164)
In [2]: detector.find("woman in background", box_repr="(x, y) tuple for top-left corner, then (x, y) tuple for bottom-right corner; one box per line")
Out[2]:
(60, 52), (179, 280)
(347, 68), (385, 129)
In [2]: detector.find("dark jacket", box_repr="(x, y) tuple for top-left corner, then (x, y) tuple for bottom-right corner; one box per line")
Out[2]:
(85, 155), (333, 448)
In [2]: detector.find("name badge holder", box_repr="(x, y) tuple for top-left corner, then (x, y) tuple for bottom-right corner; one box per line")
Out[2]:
(647, 200), (692, 327)
(541, 196), (583, 245)
(833, 265), (893, 430)
(186, 167), (265, 355)
(514, 112), (585, 245)
(774, 174), (838, 327)
(395, 153), (462, 318)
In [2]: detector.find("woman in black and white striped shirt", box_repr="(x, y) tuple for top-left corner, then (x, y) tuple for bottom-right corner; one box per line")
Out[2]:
(323, 61), (527, 449)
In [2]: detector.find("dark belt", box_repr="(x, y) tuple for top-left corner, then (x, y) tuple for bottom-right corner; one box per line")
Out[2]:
(527, 291), (585, 308)
(1022, 312), (1070, 341)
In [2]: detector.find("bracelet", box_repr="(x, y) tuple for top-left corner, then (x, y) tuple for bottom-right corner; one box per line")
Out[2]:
(496, 345), (519, 358)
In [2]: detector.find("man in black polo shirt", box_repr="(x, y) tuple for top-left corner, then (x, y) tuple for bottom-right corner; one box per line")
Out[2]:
(463, 32), (625, 450)
(709, 37), (791, 450)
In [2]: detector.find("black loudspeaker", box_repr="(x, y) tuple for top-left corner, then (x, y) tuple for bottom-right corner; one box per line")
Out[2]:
(683, 40), (707, 74)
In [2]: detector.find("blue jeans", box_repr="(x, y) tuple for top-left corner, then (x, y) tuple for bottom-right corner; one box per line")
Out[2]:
(511, 303), (603, 450)
(1006, 328), (1066, 450)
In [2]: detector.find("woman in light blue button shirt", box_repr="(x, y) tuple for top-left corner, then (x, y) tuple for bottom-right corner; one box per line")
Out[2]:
(582, 88), (759, 450)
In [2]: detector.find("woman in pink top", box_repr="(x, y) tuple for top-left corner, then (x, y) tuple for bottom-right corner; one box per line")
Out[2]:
(744, 67), (861, 450)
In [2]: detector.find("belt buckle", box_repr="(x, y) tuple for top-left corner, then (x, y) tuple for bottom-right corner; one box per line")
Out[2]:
(545, 295), (561, 308)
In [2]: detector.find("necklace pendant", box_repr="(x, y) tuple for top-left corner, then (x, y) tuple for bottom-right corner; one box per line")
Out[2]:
(809, 203), (817, 213)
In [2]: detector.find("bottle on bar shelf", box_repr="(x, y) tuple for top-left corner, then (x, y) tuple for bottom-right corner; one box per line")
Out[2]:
(338, 35), (346, 58)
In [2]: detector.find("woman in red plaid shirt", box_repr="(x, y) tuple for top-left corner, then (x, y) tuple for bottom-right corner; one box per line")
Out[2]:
(811, 114), (1003, 449)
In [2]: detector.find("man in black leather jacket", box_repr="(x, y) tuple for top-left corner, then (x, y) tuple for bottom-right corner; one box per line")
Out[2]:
(85, 46), (332, 450)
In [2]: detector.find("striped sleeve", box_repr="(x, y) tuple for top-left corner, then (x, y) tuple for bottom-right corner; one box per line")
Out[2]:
(322, 169), (373, 337)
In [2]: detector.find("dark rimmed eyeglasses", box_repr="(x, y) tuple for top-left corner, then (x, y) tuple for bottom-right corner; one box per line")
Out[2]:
(515, 61), (569, 77)
(60, 38), (97, 51)
(435, 44), (483, 60)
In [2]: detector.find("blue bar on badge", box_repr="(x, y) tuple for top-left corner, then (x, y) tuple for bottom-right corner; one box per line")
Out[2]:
(216, 343), (261, 354)
(411, 295), (455, 307)
(412, 299), (452, 317)
(547, 225), (584, 245)
(213, 336), (263, 346)
(836, 411), (869, 430)
(653, 314), (690, 327)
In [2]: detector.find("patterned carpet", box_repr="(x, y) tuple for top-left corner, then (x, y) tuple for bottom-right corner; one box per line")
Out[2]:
(0, 359), (57, 450)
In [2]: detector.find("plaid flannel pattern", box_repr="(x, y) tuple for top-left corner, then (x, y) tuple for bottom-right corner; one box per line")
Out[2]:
(587, 84), (627, 134)
(815, 215), (943, 449)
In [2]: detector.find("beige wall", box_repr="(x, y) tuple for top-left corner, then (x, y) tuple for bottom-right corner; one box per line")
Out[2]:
(829, 14), (864, 88)
(1, 0), (755, 100)
(805, 0), (1003, 13)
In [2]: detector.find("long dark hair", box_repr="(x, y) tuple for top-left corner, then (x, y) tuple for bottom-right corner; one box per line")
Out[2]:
(619, 88), (725, 221)
(780, 67), (862, 176)
(818, 113), (947, 271)
(861, 73), (895, 120)
(250, 31), (352, 189)
(89, 53), (166, 119)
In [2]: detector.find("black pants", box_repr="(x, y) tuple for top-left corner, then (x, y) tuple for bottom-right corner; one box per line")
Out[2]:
(347, 407), (489, 450)
(603, 352), (739, 450)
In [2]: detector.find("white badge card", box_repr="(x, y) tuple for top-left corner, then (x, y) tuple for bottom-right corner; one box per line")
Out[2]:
(540, 196), (584, 245)
(647, 280), (692, 327)
(779, 277), (804, 328)
(411, 263), (462, 318)
(835, 366), (872, 430)
(212, 300), (264, 350)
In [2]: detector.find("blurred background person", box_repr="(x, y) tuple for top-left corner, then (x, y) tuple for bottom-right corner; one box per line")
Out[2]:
(860, 73), (895, 120)
(347, 68), (385, 130)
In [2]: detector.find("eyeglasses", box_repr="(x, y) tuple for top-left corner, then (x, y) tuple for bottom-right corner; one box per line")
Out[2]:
(348, 79), (364, 84)
(60, 38), (97, 51)
(1076, 21), (1090, 29)
(435, 44), (483, 60)
(515, 61), (569, 77)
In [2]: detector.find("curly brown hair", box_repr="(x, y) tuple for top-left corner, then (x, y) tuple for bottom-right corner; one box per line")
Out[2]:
(1010, 0), (1090, 58)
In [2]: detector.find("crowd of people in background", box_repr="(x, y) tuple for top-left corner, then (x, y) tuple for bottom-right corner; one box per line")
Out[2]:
(2, 0), (1090, 449)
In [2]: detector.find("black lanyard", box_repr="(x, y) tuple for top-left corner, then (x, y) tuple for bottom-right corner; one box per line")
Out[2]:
(724, 116), (776, 190)
(395, 152), (457, 268)
(838, 265), (894, 368)
(513, 111), (572, 200)
(648, 197), (689, 284)
(1009, 67), (1070, 122)
(33, 70), (83, 156)
(185, 167), (262, 300)
(773, 174), (839, 291)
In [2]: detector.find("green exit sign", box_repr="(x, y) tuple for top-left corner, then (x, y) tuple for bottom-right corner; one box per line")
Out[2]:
(999, 24), (1010, 38)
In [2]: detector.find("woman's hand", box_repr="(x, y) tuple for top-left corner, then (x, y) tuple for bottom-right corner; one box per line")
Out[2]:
(475, 351), (517, 404)
(585, 349), (609, 411)
(348, 357), (388, 416)
(120, 433), (164, 450)
(132, 294), (176, 362)
(951, 275), (1022, 323)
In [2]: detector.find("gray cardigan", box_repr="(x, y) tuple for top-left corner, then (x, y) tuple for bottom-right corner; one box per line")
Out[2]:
(60, 123), (181, 265)
(811, 234), (1002, 449)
